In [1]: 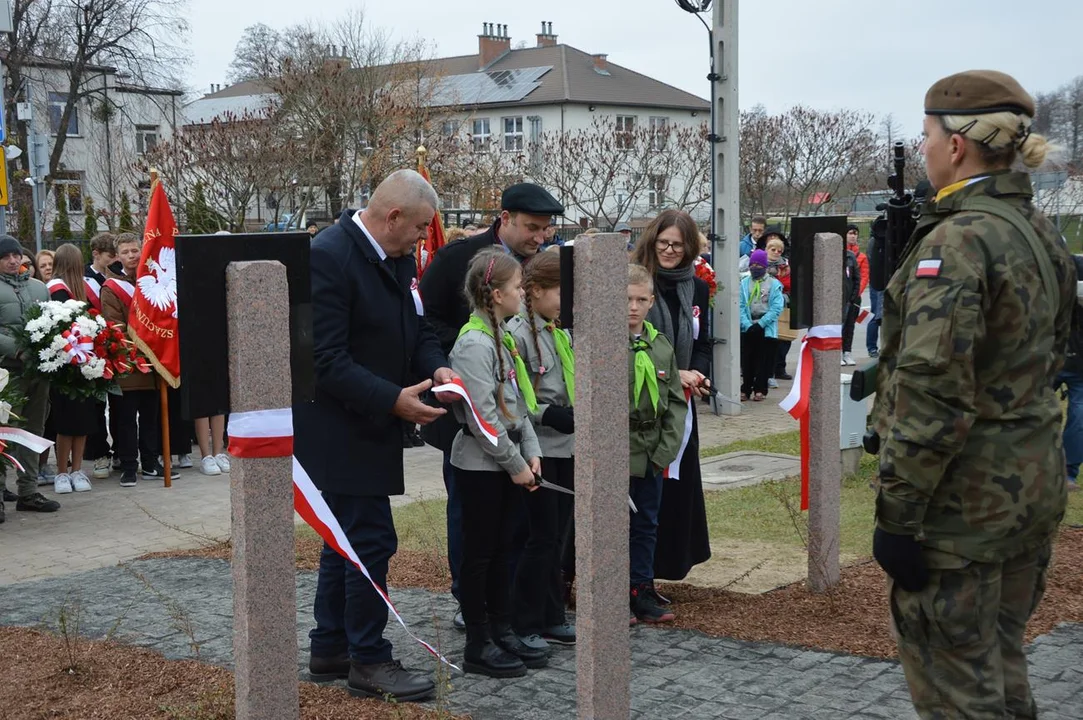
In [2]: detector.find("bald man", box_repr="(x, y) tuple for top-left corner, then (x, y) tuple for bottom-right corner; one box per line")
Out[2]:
(294, 169), (459, 703)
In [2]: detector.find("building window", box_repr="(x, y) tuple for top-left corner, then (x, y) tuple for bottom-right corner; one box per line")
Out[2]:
(136, 125), (159, 155)
(648, 174), (668, 208)
(649, 116), (669, 151)
(54, 179), (84, 213)
(441, 119), (459, 137)
(48, 92), (79, 136)
(615, 115), (636, 150)
(502, 116), (523, 152)
(471, 118), (491, 152)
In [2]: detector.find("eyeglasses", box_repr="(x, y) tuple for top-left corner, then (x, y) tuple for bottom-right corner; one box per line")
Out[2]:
(655, 239), (686, 253)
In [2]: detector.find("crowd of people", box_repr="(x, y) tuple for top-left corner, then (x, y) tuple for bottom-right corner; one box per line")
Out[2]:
(0, 232), (233, 522)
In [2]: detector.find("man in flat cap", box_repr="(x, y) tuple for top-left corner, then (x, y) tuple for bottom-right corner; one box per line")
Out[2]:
(871, 70), (1074, 719)
(418, 182), (563, 632)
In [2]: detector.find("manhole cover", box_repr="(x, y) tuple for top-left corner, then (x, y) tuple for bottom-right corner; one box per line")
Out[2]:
(719, 464), (754, 472)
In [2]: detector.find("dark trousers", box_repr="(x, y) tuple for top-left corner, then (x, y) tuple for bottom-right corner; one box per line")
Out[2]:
(629, 468), (664, 586)
(109, 390), (158, 473)
(83, 400), (111, 460)
(457, 468), (520, 628)
(513, 456), (573, 634)
(160, 387), (193, 456)
(741, 331), (777, 396)
(867, 289), (883, 353)
(775, 340), (793, 376)
(441, 450), (463, 602)
(310, 493), (396, 665)
(842, 302), (860, 352)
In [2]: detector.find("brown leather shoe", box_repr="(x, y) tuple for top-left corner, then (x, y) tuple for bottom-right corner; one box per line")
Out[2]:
(347, 660), (435, 703)
(308, 652), (349, 682)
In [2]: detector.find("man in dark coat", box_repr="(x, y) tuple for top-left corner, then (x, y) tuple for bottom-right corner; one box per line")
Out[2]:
(418, 183), (563, 626)
(294, 169), (459, 703)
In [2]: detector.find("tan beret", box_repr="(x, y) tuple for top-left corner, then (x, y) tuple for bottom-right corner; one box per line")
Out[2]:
(924, 70), (1035, 117)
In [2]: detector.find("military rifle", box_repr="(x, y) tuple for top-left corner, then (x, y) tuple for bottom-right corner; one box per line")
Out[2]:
(850, 142), (920, 453)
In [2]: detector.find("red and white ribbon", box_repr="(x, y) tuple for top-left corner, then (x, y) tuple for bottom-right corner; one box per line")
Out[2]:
(61, 323), (96, 365)
(227, 408), (459, 671)
(105, 278), (135, 313)
(692, 306), (701, 341)
(46, 279), (71, 296)
(84, 277), (102, 311)
(779, 324), (842, 511)
(0, 427), (55, 472)
(433, 379), (499, 446)
(410, 278), (424, 316)
(663, 389), (694, 480)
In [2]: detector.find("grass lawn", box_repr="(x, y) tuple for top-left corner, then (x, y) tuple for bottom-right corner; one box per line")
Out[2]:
(375, 431), (1083, 560)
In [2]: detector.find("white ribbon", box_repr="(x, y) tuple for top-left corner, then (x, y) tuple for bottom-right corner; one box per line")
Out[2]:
(779, 324), (842, 415)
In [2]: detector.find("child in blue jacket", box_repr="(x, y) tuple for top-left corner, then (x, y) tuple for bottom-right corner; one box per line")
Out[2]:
(739, 249), (785, 401)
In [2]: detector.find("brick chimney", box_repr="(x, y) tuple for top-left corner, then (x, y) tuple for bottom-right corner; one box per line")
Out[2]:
(592, 53), (609, 74)
(536, 21), (557, 48)
(478, 22), (511, 70)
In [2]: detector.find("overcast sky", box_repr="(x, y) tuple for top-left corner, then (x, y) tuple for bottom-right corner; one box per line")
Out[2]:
(187, 0), (1081, 138)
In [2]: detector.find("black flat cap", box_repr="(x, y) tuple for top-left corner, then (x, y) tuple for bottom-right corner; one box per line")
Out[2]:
(501, 183), (564, 216)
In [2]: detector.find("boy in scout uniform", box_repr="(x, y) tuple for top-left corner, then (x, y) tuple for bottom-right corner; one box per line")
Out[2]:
(626, 264), (687, 624)
(872, 70), (1076, 719)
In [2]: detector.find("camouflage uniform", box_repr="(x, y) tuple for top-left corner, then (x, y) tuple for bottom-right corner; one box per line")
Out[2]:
(873, 170), (1075, 719)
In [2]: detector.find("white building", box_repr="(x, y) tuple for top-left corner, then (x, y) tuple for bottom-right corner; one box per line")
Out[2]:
(7, 55), (183, 236)
(185, 21), (710, 228)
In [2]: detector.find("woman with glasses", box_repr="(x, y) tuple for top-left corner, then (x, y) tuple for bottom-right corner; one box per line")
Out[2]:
(629, 209), (712, 591)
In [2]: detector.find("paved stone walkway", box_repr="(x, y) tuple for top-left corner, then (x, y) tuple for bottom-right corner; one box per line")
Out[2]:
(1, 557), (1080, 720)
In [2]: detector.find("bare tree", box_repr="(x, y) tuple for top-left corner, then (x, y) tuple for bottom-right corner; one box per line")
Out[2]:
(227, 23), (283, 83)
(739, 106), (784, 220)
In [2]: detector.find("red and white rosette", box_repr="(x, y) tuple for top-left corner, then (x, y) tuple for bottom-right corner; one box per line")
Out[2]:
(410, 278), (424, 316)
(779, 324), (842, 511)
(61, 323), (96, 365)
(692, 306), (701, 340)
(227, 406), (460, 671)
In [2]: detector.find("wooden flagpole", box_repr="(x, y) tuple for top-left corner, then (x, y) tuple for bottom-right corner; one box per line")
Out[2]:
(149, 167), (172, 488)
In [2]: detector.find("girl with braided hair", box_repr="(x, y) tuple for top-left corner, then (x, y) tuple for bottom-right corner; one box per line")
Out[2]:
(507, 250), (576, 646)
(450, 247), (547, 678)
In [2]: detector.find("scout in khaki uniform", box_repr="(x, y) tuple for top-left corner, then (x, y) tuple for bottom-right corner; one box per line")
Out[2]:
(626, 264), (687, 625)
(872, 70), (1076, 719)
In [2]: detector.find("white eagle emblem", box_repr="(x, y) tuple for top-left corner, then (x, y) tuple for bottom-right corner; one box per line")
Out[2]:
(137, 246), (178, 318)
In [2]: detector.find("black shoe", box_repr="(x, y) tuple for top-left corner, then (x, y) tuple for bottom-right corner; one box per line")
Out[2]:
(308, 651), (350, 682)
(649, 583), (672, 606)
(120, 471), (138, 488)
(464, 626), (527, 678)
(347, 660), (435, 702)
(0, 499), (5, 524)
(868, 349), (879, 358)
(490, 622), (549, 669)
(15, 492), (60, 513)
(2, 489), (16, 502)
(402, 430), (414, 449)
(453, 609), (466, 631)
(410, 429), (425, 447)
(776, 371), (794, 381)
(142, 463), (178, 480)
(630, 583), (675, 624)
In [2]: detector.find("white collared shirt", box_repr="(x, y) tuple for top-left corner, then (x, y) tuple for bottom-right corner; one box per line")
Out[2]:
(352, 211), (387, 261)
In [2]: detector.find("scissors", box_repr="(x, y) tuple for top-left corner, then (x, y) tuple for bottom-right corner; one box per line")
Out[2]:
(531, 474), (639, 513)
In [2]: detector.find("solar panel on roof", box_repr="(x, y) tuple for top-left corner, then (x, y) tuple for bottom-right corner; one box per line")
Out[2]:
(428, 66), (551, 107)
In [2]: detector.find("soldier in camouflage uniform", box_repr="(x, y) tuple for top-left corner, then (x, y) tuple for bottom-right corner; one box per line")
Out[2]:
(871, 70), (1076, 719)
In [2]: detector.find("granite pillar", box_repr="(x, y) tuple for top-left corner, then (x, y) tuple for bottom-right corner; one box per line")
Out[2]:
(573, 233), (631, 719)
(227, 261), (299, 720)
(808, 233), (842, 592)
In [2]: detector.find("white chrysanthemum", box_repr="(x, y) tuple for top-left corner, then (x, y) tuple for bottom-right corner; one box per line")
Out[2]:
(81, 359), (106, 380)
(30, 331), (45, 343)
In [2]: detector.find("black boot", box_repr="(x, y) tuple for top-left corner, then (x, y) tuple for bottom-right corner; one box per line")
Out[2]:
(464, 624), (526, 678)
(308, 651), (350, 682)
(347, 660), (435, 702)
(490, 622), (549, 669)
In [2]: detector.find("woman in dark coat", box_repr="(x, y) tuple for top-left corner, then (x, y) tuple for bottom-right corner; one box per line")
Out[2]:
(631, 209), (712, 584)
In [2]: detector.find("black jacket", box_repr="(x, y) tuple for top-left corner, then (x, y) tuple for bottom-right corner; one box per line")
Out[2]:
(418, 220), (504, 450)
(655, 274), (712, 377)
(293, 210), (446, 496)
(1064, 255), (1083, 376)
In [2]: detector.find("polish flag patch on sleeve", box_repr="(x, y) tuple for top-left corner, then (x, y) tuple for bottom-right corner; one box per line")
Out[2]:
(915, 259), (943, 279)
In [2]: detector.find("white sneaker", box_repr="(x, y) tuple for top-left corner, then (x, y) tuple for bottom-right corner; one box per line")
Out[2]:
(70, 470), (92, 492)
(843, 352), (857, 366)
(767, 378), (779, 388)
(200, 456), (221, 476)
(176, 453), (194, 469)
(54, 473), (73, 494)
(93, 456), (111, 479)
(214, 453), (231, 473)
(38, 464), (57, 485)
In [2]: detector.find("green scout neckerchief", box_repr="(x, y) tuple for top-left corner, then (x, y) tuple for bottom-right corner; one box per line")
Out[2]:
(459, 314), (539, 413)
(630, 321), (660, 413)
(544, 321), (575, 405)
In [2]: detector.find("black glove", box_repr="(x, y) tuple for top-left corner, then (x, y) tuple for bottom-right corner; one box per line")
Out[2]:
(873, 527), (929, 592)
(541, 405), (575, 434)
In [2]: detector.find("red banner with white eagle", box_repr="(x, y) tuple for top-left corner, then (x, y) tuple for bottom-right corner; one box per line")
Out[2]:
(128, 179), (180, 388)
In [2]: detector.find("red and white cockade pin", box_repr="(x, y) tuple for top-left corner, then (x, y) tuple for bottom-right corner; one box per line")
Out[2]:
(915, 259), (943, 279)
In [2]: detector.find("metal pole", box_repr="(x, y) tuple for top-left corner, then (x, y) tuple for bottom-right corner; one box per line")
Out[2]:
(32, 180), (42, 253)
(711, 0), (741, 416)
(1073, 101), (1081, 168)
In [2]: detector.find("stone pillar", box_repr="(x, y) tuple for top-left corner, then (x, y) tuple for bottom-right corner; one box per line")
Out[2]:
(227, 261), (299, 720)
(573, 234), (631, 719)
(808, 233), (842, 592)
